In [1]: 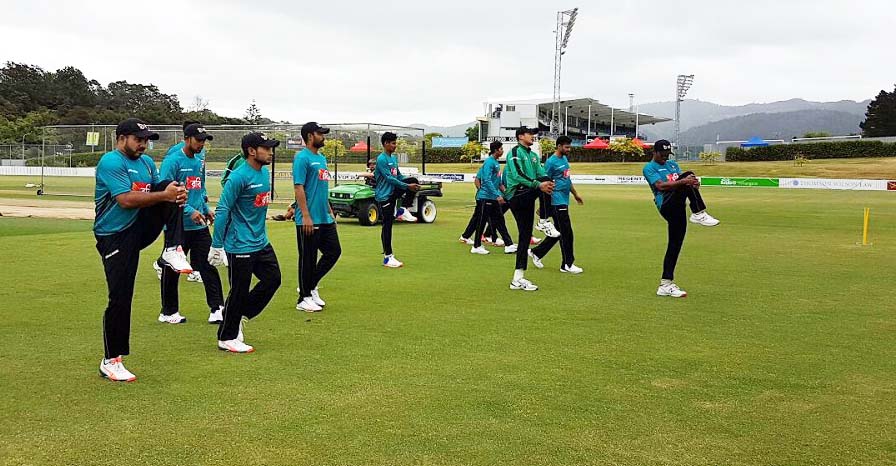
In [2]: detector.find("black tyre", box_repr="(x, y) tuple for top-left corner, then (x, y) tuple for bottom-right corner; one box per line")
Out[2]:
(358, 200), (380, 226)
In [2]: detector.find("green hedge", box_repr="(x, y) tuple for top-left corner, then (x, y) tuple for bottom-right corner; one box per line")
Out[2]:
(567, 147), (651, 163)
(422, 148), (465, 163)
(726, 140), (896, 161)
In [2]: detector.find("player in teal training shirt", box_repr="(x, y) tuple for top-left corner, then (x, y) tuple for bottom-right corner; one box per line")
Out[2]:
(208, 132), (282, 354)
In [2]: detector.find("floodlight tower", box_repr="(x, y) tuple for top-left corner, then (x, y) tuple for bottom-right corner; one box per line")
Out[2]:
(674, 74), (694, 149)
(551, 7), (578, 135)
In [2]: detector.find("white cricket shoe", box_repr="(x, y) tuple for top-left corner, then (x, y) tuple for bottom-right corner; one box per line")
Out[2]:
(310, 288), (326, 307)
(187, 270), (203, 282)
(399, 209), (417, 222)
(237, 318), (246, 342)
(160, 246), (193, 274)
(458, 236), (474, 245)
(297, 297), (323, 312)
(470, 246), (490, 255)
(493, 238), (505, 247)
(528, 250), (544, 269)
(158, 312), (187, 324)
(208, 306), (223, 324)
(510, 277), (538, 291)
(541, 220), (561, 238)
(218, 339), (254, 353)
(99, 356), (136, 382)
(535, 219), (548, 233)
(690, 211), (720, 227)
(529, 236), (542, 245)
(657, 282), (688, 298)
(153, 260), (163, 280)
(561, 264), (584, 274)
(504, 244), (518, 254)
(383, 255), (403, 268)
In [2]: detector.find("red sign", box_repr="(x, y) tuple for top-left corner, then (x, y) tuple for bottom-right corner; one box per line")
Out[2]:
(131, 182), (150, 192)
(185, 176), (202, 190)
(888, 181), (896, 191)
(254, 191), (271, 207)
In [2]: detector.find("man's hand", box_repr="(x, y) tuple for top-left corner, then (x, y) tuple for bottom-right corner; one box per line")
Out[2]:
(284, 206), (295, 221)
(497, 196), (505, 205)
(407, 183), (421, 192)
(574, 194), (584, 205)
(165, 182), (187, 205)
(539, 181), (554, 194)
(207, 247), (228, 267)
(302, 217), (314, 236)
(191, 211), (206, 225)
(683, 175), (700, 187)
(205, 210), (215, 225)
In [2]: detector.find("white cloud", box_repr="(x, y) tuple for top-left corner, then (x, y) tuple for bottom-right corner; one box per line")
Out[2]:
(1, 0), (893, 124)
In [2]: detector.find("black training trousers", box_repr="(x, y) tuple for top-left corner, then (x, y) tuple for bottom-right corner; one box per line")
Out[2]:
(218, 244), (281, 341)
(296, 223), (341, 299)
(474, 199), (514, 248)
(531, 205), (575, 267)
(160, 227), (224, 316)
(658, 172), (708, 280)
(484, 202), (511, 240)
(95, 180), (183, 359)
(509, 188), (540, 270)
(378, 177), (419, 256)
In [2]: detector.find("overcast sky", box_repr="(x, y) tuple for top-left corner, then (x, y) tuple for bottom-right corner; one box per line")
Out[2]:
(1, 0), (893, 125)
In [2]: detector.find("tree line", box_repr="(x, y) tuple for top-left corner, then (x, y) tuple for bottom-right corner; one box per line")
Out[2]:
(0, 62), (273, 144)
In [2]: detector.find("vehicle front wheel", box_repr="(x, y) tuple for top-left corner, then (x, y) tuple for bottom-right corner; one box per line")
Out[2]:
(358, 200), (380, 226)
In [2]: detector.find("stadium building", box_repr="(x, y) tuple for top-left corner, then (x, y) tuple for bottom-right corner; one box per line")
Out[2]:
(476, 95), (670, 152)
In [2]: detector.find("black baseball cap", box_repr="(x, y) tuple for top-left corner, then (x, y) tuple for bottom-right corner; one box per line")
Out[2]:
(184, 123), (214, 141)
(300, 122), (330, 141)
(515, 126), (538, 137)
(241, 132), (280, 155)
(115, 118), (160, 140)
(654, 139), (672, 152)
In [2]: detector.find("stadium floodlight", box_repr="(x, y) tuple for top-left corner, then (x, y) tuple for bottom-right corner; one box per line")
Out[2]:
(674, 74), (694, 150)
(551, 7), (579, 135)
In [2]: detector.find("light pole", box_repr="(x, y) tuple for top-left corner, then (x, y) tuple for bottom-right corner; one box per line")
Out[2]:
(551, 7), (578, 135)
(675, 74), (694, 150)
(564, 105), (572, 136)
(587, 103), (592, 137)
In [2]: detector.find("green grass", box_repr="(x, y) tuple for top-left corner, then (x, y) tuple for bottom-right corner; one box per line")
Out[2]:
(0, 184), (894, 465)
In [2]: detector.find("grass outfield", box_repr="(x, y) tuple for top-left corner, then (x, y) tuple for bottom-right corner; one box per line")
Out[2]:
(0, 184), (894, 465)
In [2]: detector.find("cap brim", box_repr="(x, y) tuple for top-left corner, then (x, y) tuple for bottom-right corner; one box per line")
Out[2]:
(319, 127), (330, 134)
(135, 130), (160, 140)
(260, 140), (280, 148)
(194, 134), (213, 141)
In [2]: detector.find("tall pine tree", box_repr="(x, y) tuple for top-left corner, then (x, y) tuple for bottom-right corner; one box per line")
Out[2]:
(860, 85), (896, 137)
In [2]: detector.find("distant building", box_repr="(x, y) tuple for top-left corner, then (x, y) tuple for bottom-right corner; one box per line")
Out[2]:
(476, 95), (670, 154)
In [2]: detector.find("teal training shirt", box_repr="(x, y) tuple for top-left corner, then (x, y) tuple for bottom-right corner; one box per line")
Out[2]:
(475, 156), (501, 201)
(545, 154), (571, 206)
(93, 150), (160, 236)
(212, 162), (271, 254)
(160, 147), (209, 231)
(292, 148), (335, 225)
(374, 152), (408, 202)
(643, 159), (682, 210)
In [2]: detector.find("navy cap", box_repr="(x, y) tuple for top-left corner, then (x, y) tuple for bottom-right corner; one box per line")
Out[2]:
(115, 118), (160, 140)
(300, 122), (330, 141)
(515, 126), (539, 137)
(241, 132), (280, 154)
(654, 139), (672, 152)
(184, 123), (213, 141)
